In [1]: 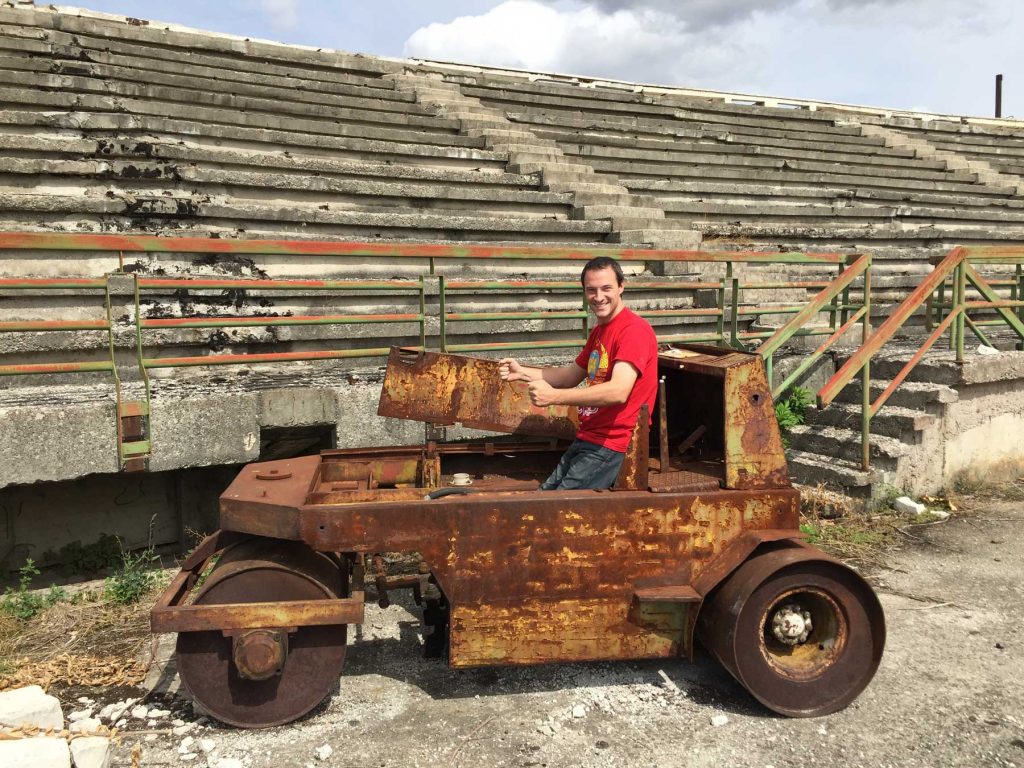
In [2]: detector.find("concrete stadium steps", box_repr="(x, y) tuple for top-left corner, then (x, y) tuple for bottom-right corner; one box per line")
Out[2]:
(785, 380), (949, 494)
(0, 112), (502, 169)
(659, 199), (1024, 227)
(0, 163), (574, 219)
(462, 79), (857, 135)
(0, 6), (400, 79)
(0, 202), (614, 242)
(0, 85), (469, 148)
(515, 109), (890, 153)
(0, 144), (540, 190)
(920, 134), (1024, 181)
(782, 345), (1024, 496)
(582, 153), (976, 186)
(687, 222), (1024, 247)
(0, 67), (458, 134)
(625, 179), (1024, 210)
(0, 53), (428, 121)
(385, 73), (699, 243)
(530, 120), (892, 154)
(613, 162), (1013, 197)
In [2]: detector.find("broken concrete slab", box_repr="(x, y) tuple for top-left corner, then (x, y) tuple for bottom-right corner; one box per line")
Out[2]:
(0, 685), (64, 731)
(0, 738), (71, 768)
(69, 737), (111, 768)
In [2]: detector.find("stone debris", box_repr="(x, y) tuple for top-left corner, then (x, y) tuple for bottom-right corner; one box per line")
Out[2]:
(69, 717), (103, 734)
(213, 760), (244, 768)
(0, 684), (64, 731)
(895, 496), (928, 516)
(198, 738), (217, 753)
(97, 698), (136, 724)
(69, 735), (111, 768)
(711, 714), (729, 727)
(178, 735), (196, 754)
(130, 704), (148, 720)
(314, 743), (333, 761)
(148, 708), (171, 718)
(68, 707), (94, 722)
(173, 722), (197, 736)
(0, 736), (71, 768)
(571, 704), (587, 719)
(658, 669), (682, 695)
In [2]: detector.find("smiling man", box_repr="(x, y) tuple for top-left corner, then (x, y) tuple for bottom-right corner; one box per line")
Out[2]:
(499, 256), (658, 490)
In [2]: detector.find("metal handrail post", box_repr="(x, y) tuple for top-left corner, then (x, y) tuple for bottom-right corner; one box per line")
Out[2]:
(948, 267), (959, 351)
(861, 265), (872, 471)
(438, 275), (447, 353)
(716, 264), (729, 344)
(956, 263), (967, 363)
(418, 276), (426, 350)
(730, 276), (740, 348)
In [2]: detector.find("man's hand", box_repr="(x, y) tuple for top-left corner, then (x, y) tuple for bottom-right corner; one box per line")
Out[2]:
(499, 357), (529, 382)
(527, 379), (560, 407)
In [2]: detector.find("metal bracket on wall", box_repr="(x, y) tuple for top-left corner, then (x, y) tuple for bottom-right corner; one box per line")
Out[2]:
(105, 272), (152, 472)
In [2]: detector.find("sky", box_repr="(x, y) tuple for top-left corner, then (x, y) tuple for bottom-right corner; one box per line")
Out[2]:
(69, 0), (1023, 118)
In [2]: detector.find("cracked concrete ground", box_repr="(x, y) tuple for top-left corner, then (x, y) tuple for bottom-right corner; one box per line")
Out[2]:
(103, 498), (1024, 767)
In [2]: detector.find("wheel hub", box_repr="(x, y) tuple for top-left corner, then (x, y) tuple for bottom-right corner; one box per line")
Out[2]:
(771, 603), (813, 645)
(233, 629), (288, 680)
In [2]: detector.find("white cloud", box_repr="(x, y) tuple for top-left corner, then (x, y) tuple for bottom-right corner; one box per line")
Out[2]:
(259, 0), (299, 30)
(403, 0), (1024, 117)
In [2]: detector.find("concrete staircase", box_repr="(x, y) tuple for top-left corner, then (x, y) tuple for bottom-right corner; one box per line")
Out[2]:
(784, 347), (1024, 496)
(385, 72), (702, 250)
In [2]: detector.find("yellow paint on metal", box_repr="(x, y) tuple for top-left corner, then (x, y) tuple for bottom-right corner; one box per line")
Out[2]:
(450, 598), (689, 666)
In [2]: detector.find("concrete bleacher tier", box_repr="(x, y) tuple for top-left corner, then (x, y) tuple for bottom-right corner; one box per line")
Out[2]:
(0, 8), (612, 243)
(3, 4), (1024, 261)
(459, 77), (1024, 252)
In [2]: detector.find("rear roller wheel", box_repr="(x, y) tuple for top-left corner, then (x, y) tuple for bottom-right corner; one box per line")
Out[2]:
(696, 545), (885, 717)
(176, 538), (348, 728)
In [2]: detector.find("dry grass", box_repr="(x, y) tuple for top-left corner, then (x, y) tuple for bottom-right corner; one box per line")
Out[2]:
(950, 458), (1024, 507)
(0, 582), (163, 691)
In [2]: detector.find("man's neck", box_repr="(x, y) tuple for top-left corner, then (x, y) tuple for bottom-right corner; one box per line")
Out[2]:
(597, 304), (626, 325)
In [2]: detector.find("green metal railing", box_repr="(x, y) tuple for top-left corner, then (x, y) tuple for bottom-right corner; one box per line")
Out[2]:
(819, 245), (1024, 470)
(0, 231), (872, 470)
(755, 253), (873, 401)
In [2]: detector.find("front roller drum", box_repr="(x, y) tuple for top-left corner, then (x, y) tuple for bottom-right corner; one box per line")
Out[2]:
(176, 538), (349, 728)
(696, 545), (885, 717)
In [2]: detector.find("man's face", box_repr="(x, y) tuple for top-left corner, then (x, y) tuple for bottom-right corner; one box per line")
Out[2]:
(583, 267), (625, 324)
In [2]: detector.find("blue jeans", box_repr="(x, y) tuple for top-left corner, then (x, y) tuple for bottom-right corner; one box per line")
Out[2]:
(540, 439), (625, 490)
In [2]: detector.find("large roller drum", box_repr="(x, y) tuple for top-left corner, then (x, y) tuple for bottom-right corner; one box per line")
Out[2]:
(696, 545), (885, 717)
(176, 538), (349, 728)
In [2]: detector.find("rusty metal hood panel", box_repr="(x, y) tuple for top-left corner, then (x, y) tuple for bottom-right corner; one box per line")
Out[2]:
(377, 348), (579, 439)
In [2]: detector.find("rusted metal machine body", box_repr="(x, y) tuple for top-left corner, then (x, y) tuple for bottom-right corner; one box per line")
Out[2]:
(153, 345), (885, 727)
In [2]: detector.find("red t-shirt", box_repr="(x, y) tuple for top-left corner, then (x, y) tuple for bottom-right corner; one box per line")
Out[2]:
(573, 307), (658, 453)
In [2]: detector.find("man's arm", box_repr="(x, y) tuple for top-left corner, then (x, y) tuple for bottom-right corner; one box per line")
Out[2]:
(527, 361), (638, 408)
(499, 358), (587, 389)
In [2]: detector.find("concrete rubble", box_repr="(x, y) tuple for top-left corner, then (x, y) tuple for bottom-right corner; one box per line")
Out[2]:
(0, 685), (129, 768)
(0, 684), (64, 730)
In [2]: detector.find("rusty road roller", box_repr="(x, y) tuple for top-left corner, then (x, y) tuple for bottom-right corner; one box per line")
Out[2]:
(151, 344), (885, 727)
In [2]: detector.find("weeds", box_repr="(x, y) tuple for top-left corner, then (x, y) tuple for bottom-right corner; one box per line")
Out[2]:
(43, 534), (123, 576)
(775, 386), (813, 447)
(103, 547), (159, 606)
(0, 560), (66, 621)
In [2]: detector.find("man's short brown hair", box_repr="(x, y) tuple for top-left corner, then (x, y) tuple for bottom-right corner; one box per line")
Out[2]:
(580, 256), (624, 286)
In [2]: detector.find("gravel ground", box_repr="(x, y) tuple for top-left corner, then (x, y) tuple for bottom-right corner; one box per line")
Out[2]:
(98, 498), (1023, 767)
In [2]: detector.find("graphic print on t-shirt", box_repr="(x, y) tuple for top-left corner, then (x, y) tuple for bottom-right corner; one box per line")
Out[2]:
(580, 341), (610, 418)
